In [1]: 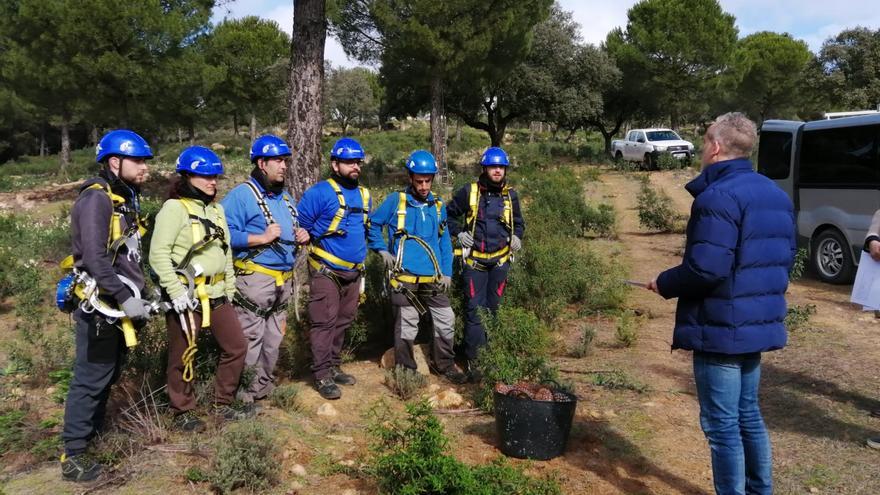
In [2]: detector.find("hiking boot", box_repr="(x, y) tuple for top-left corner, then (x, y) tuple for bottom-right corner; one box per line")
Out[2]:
(466, 361), (483, 384)
(439, 366), (468, 385)
(60, 453), (103, 482)
(868, 437), (880, 449)
(871, 409), (880, 419)
(172, 411), (206, 433)
(316, 377), (341, 400)
(329, 366), (357, 386)
(213, 402), (257, 421)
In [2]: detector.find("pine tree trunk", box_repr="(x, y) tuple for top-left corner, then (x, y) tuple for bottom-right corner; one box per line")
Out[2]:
(60, 113), (71, 181)
(286, 0), (326, 199)
(178, 128), (183, 144)
(39, 124), (46, 157)
(233, 114), (239, 136)
(250, 113), (257, 141)
(430, 74), (447, 183)
(456, 120), (461, 142)
(528, 121), (535, 143)
(90, 126), (98, 147)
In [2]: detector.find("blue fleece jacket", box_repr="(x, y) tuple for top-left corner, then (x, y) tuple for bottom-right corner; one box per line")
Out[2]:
(220, 178), (299, 271)
(368, 189), (452, 277)
(298, 179), (371, 271)
(656, 158), (796, 354)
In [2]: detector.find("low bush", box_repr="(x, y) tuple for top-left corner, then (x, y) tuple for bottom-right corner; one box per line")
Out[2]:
(474, 307), (559, 411)
(615, 310), (640, 347)
(590, 370), (648, 393)
(384, 366), (428, 400)
(785, 304), (817, 331)
(790, 247), (808, 281)
(636, 181), (682, 232)
(367, 399), (561, 495)
(269, 383), (302, 414)
(211, 420), (280, 494)
(571, 323), (597, 358)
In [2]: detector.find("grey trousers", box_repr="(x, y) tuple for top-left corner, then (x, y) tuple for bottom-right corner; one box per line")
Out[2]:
(391, 282), (456, 372)
(233, 272), (291, 402)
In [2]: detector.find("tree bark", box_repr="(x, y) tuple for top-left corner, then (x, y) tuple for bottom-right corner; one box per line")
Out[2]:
(39, 123), (47, 157)
(233, 113), (239, 136)
(455, 120), (461, 142)
(528, 121), (535, 144)
(250, 113), (257, 141)
(60, 112), (71, 180)
(429, 74), (447, 183)
(286, 0), (326, 199)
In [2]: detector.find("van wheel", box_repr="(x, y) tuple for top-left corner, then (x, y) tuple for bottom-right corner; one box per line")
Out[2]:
(643, 153), (655, 170)
(811, 229), (855, 284)
(614, 151), (623, 162)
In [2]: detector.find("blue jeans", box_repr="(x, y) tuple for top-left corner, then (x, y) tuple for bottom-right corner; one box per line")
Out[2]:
(693, 351), (773, 495)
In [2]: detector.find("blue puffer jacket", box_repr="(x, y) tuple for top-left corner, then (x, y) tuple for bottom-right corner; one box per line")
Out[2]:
(656, 158), (796, 354)
(368, 189), (452, 277)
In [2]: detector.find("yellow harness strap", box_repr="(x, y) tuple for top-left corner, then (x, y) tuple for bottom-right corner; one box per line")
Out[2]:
(234, 259), (293, 287)
(309, 179), (371, 271)
(458, 182), (513, 263)
(178, 199), (227, 328)
(389, 195), (443, 285)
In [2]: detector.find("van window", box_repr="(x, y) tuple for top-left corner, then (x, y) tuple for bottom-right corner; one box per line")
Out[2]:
(800, 125), (880, 185)
(758, 131), (793, 180)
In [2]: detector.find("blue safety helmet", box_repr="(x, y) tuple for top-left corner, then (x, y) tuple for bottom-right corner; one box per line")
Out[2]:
(405, 150), (438, 174)
(175, 146), (224, 176)
(250, 135), (292, 163)
(330, 137), (365, 160)
(480, 147), (509, 167)
(95, 130), (153, 163)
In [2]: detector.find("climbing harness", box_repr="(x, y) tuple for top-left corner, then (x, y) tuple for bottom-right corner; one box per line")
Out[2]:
(385, 192), (446, 315)
(307, 178), (371, 302)
(454, 182), (514, 267)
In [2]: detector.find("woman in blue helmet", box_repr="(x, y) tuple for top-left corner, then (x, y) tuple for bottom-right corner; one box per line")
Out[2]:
(149, 146), (251, 433)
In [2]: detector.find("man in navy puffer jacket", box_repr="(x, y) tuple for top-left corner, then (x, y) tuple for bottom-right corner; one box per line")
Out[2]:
(647, 112), (796, 495)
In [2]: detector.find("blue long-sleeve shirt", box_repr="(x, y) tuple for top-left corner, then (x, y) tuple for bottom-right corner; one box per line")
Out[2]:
(220, 178), (299, 271)
(368, 189), (452, 277)
(298, 179), (371, 271)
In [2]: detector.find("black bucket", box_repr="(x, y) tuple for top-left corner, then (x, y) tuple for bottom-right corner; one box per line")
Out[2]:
(493, 389), (577, 460)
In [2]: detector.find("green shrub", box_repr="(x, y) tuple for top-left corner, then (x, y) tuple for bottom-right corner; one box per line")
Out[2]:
(636, 181), (681, 232)
(269, 383), (302, 414)
(384, 366), (428, 400)
(655, 153), (690, 170)
(785, 304), (817, 331)
(590, 370), (648, 393)
(48, 368), (73, 404)
(571, 323), (597, 358)
(790, 247), (808, 281)
(615, 310), (639, 347)
(474, 307), (558, 411)
(367, 400), (561, 495)
(0, 410), (26, 454)
(211, 420), (280, 494)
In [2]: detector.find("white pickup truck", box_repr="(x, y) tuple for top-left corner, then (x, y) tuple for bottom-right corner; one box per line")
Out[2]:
(611, 128), (694, 169)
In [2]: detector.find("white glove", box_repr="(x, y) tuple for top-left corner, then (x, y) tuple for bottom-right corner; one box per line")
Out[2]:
(510, 235), (522, 252)
(457, 232), (474, 249)
(379, 250), (396, 269)
(438, 276), (452, 291)
(121, 297), (150, 320)
(171, 294), (194, 313)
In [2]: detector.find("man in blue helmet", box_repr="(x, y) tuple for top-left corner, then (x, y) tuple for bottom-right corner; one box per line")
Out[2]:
(221, 135), (310, 405)
(368, 150), (467, 384)
(61, 130), (155, 482)
(297, 137), (372, 399)
(446, 146), (525, 382)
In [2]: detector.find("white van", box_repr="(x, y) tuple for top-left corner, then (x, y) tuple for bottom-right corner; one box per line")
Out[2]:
(758, 115), (880, 284)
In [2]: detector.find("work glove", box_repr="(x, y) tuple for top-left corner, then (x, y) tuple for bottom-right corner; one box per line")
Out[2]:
(510, 235), (522, 253)
(438, 275), (452, 291)
(121, 297), (151, 320)
(379, 250), (396, 269)
(171, 294), (195, 314)
(457, 232), (474, 249)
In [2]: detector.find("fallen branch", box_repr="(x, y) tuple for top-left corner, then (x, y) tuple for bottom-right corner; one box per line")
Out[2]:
(433, 408), (486, 416)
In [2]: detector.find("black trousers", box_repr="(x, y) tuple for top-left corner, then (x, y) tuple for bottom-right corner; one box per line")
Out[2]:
(62, 309), (125, 456)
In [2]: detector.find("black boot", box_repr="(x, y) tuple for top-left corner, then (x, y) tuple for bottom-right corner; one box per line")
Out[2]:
(467, 360), (483, 384)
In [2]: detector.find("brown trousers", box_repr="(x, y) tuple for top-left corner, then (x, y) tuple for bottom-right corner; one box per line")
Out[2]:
(308, 266), (361, 380)
(166, 302), (246, 412)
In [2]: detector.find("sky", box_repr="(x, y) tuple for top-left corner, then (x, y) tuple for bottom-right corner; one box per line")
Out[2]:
(211, 0), (880, 68)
